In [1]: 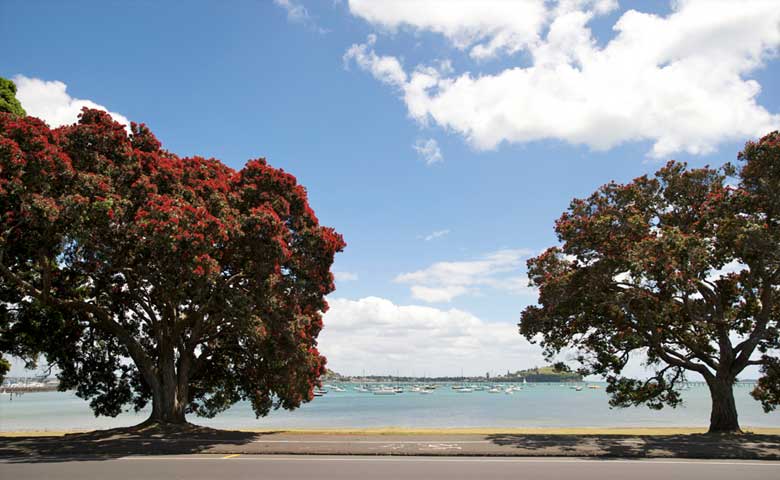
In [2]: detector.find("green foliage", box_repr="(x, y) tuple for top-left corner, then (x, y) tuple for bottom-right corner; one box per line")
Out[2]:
(752, 356), (780, 412)
(0, 358), (9, 381)
(520, 132), (780, 431)
(508, 365), (582, 382)
(0, 77), (25, 117)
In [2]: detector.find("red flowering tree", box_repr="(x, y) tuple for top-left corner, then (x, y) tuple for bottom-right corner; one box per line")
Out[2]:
(520, 133), (779, 433)
(0, 109), (345, 425)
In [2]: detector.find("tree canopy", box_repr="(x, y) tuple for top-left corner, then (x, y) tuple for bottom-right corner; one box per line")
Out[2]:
(0, 108), (345, 424)
(0, 76), (26, 380)
(520, 132), (779, 433)
(0, 77), (26, 118)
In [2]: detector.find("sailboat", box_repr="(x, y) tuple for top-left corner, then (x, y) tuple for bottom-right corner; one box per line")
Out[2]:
(373, 386), (396, 395)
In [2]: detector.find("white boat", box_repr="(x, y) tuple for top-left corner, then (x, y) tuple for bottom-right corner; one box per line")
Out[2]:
(456, 387), (474, 393)
(488, 387), (502, 393)
(575, 386), (583, 391)
(373, 387), (396, 395)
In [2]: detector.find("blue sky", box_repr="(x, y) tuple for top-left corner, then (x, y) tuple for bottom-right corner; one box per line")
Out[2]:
(2, 0), (779, 377)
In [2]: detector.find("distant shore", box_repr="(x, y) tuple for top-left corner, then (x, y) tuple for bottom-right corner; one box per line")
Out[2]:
(2, 386), (58, 394)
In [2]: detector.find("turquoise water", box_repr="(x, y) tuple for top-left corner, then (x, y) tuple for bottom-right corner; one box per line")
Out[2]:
(1, 383), (777, 432)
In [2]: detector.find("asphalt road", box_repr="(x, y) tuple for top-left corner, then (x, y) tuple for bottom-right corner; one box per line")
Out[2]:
(1, 455), (778, 480)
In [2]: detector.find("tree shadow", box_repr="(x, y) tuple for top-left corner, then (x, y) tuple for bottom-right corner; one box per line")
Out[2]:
(0, 423), (284, 463)
(485, 433), (780, 460)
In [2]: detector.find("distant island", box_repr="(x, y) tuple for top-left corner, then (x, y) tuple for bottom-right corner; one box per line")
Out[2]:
(322, 365), (583, 383)
(502, 366), (583, 383)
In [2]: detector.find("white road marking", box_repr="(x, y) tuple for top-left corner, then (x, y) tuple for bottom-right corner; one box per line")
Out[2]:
(379, 444), (405, 450)
(424, 444), (463, 450)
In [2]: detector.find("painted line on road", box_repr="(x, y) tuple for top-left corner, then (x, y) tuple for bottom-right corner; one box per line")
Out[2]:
(113, 456), (780, 467)
(221, 454), (241, 459)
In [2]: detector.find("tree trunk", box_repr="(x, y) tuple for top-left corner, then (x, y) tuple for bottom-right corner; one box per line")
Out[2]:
(149, 381), (186, 424)
(707, 376), (741, 433)
(147, 342), (187, 424)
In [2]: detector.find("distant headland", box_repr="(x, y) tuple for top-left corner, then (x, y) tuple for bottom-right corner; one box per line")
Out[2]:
(322, 365), (583, 383)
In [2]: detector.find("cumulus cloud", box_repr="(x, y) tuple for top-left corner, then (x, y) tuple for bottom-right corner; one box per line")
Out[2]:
(413, 138), (443, 165)
(395, 249), (537, 303)
(344, 0), (780, 158)
(13, 75), (129, 129)
(343, 34), (407, 86)
(348, 0), (552, 60)
(319, 296), (543, 376)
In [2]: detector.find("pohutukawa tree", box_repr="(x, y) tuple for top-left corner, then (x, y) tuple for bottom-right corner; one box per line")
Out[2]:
(520, 132), (779, 433)
(0, 76), (26, 380)
(0, 108), (345, 424)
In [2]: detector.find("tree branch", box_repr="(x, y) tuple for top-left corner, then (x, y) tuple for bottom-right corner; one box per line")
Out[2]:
(0, 253), (159, 389)
(733, 282), (774, 373)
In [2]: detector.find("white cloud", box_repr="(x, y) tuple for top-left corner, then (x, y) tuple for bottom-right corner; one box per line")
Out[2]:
(348, 0), (551, 60)
(395, 248), (536, 303)
(319, 296), (543, 376)
(334, 271), (359, 282)
(344, 0), (780, 158)
(343, 34), (407, 87)
(14, 75), (130, 130)
(275, 0), (309, 23)
(410, 285), (468, 303)
(413, 138), (443, 165)
(708, 259), (749, 282)
(486, 275), (538, 297)
(275, 0), (329, 33)
(422, 229), (450, 241)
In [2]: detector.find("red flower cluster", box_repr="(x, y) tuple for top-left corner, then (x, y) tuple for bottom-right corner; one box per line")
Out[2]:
(0, 108), (346, 421)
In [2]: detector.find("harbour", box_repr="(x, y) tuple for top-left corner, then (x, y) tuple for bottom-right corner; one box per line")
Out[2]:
(2, 381), (776, 433)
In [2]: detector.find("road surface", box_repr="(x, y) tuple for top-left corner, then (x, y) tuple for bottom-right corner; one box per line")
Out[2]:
(1, 455), (778, 480)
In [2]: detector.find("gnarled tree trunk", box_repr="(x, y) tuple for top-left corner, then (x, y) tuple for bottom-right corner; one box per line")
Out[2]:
(149, 381), (186, 424)
(707, 375), (741, 433)
(145, 340), (189, 425)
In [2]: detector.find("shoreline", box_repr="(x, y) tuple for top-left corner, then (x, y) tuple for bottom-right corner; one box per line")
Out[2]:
(4, 426), (780, 437)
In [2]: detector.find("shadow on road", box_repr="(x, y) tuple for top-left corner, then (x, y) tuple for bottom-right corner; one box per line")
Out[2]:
(0, 424), (277, 463)
(485, 433), (780, 460)
(4, 429), (780, 461)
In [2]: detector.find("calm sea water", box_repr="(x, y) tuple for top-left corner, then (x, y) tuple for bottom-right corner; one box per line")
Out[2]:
(1, 382), (777, 432)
